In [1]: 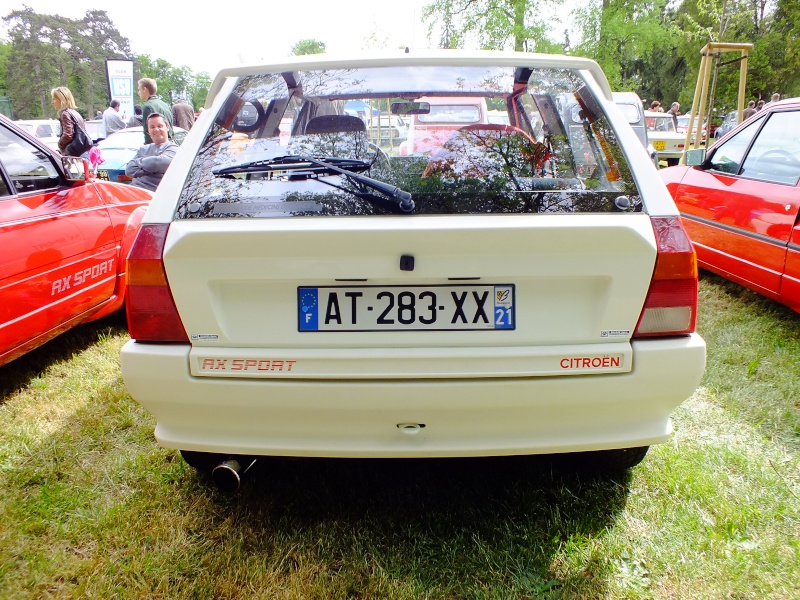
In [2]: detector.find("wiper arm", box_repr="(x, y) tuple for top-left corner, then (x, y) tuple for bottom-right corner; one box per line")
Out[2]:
(296, 155), (415, 214)
(213, 155), (371, 177)
(213, 154), (415, 214)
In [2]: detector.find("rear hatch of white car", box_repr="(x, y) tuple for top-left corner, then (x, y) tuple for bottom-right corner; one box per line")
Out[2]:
(125, 60), (698, 381)
(161, 213), (660, 379)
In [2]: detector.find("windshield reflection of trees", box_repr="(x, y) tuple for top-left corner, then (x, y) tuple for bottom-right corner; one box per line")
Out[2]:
(177, 66), (641, 219)
(176, 124), (639, 219)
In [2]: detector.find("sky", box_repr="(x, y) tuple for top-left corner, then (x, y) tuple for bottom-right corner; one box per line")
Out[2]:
(2, 0), (438, 76)
(2, 2), (578, 77)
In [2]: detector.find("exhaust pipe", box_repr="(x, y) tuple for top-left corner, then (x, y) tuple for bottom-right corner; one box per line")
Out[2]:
(211, 457), (257, 492)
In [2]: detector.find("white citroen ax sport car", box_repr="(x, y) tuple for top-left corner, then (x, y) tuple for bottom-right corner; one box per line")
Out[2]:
(120, 51), (706, 485)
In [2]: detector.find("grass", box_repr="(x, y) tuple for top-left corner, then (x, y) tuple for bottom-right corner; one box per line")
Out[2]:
(1, 273), (799, 599)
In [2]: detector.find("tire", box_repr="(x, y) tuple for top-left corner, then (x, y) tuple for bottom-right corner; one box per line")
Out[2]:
(180, 450), (226, 472)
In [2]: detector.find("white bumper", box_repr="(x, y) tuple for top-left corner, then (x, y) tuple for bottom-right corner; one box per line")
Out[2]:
(121, 333), (706, 457)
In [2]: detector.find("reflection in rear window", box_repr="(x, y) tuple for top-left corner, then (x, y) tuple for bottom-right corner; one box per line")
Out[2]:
(418, 105), (482, 123)
(176, 64), (642, 220)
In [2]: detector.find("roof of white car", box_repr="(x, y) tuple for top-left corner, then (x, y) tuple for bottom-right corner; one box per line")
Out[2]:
(644, 111), (674, 118)
(206, 50), (612, 110)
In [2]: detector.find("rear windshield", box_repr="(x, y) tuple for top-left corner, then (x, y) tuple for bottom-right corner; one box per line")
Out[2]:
(176, 65), (642, 219)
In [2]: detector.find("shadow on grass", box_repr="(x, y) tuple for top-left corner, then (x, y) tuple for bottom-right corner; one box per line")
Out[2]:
(698, 270), (800, 328)
(0, 311), (128, 400)
(189, 454), (633, 597)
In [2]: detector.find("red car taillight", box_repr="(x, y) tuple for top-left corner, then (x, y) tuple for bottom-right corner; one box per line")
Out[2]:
(126, 223), (189, 342)
(633, 216), (698, 338)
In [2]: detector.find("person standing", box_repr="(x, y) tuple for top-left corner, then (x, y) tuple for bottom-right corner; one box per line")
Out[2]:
(138, 78), (174, 144)
(128, 105), (143, 127)
(51, 86), (91, 157)
(742, 100), (757, 120)
(667, 101), (681, 128)
(172, 97), (195, 130)
(756, 99), (765, 111)
(103, 99), (127, 135)
(765, 92), (780, 106)
(125, 113), (178, 191)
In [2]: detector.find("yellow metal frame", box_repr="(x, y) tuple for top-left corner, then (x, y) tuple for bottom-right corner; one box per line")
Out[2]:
(684, 42), (754, 156)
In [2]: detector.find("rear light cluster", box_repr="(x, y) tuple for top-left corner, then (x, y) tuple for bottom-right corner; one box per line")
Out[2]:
(633, 216), (698, 338)
(126, 223), (189, 342)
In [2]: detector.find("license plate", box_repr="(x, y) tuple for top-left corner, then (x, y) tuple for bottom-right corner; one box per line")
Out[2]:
(653, 140), (666, 151)
(298, 285), (515, 331)
(97, 170), (110, 181)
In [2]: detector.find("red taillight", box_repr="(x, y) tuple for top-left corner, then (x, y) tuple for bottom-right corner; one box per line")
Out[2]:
(633, 216), (698, 338)
(126, 223), (189, 342)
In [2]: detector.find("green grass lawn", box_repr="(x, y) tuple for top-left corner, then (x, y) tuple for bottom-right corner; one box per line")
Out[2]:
(1, 273), (798, 599)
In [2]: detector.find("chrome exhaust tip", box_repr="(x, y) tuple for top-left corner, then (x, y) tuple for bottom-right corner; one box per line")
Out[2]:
(211, 458), (256, 492)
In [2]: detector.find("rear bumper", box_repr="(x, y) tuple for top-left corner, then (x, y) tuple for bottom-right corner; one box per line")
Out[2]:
(121, 334), (706, 458)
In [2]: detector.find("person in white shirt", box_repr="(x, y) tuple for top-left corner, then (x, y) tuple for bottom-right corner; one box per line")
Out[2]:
(125, 113), (178, 191)
(103, 100), (127, 135)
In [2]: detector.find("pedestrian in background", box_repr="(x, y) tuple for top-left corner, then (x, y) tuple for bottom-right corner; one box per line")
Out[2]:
(103, 99), (126, 135)
(51, 86), (92, 157)
(742, 100), (757, 120)
(128, 105), (143, 127)
(756, 99), (765, 111)
(172, 97), (195, 130)
(137, 78), (174, 144)
(667, 101), (681, 127)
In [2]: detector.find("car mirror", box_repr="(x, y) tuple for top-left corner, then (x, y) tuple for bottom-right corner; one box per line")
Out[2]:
(685, 148), (706, 167)
(62, 155), (88, 182)
(391, 101), (430, 115)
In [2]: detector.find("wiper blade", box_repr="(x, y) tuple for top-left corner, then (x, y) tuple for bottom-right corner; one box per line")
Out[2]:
(296, 155), (415, 214)
(213, 155), (371, 177)
(213, 154), (415, 214)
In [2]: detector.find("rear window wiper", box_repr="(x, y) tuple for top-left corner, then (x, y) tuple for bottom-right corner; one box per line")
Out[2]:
(213, 155), (415, 214)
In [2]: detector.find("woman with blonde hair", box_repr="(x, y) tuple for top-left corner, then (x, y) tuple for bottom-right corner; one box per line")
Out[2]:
(51, 86), (91, 157)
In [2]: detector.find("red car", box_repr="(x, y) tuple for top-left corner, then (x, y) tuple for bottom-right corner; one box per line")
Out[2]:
(0, 114), (152, 367)
(659, 98), (800, 311)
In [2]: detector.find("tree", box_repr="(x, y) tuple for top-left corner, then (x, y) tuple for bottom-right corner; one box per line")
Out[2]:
(3, 7), (212, 119)
(422, 0), (565, 52)
(3, 8), (78, 117)
(135, 54), (210, 111)
(74, 10), (131, 116)
(573, 0), (675, 92)
(291, 39), (326, 55)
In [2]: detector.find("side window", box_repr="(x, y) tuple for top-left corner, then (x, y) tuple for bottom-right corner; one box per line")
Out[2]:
(739, 111), (800, 186)
(708, 117), (762, 175)
(0, 172), (10, 197)
(0, 125), (61, 194)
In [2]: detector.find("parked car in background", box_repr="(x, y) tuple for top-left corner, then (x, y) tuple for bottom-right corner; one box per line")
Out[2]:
(660, 97), (800, 312)
(14, 119), (62, 152)
(611, 92), (659, 168)
(85, 119), (106, 143)
(95, 126), (188, 184)
(676, 114), (707, 144)
(714, 110), (739, 139)
(120, 51), (705, 489)
(0, 114), (153, 368)
(398, 95), (489, 156)
(645, 110), (685, 166)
